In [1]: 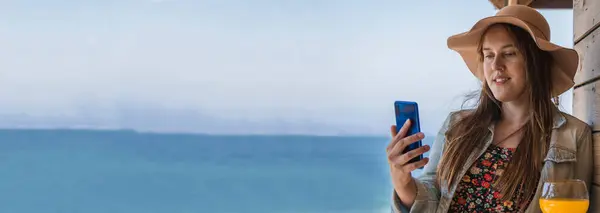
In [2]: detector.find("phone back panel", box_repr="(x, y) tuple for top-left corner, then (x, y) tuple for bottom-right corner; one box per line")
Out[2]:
(394, 101), (422, 164)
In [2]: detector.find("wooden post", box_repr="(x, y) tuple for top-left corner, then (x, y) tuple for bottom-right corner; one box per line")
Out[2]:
(572, 0), (600, 211)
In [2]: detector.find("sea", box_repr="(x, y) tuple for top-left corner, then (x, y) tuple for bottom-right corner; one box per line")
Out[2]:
(0, 129), (418, 213)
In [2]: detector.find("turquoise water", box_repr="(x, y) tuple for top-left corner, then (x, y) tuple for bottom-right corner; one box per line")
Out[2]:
(0, 129), (397, 213)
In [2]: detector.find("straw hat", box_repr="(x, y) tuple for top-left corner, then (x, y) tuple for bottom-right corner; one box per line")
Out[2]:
(447, 5), (579, 97)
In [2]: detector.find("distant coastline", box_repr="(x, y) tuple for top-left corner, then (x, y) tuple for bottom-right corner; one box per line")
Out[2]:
(0, 127), (397, 139)
(0, 109), (388, 137)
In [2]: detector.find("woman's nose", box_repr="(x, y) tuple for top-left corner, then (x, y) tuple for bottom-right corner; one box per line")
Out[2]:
(492, 57), (505, 72)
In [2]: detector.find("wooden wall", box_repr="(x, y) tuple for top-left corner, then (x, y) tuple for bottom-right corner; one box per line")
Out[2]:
(572, 0), (600, 211)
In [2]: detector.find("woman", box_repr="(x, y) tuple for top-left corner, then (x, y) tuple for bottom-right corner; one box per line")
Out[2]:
(387, 5), (593, 213)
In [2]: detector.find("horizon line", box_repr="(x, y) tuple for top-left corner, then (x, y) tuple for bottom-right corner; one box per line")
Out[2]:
(0, 127), (391, 138)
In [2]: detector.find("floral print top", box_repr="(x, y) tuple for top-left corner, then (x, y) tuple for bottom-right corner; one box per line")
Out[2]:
(448, 144), (528, 212)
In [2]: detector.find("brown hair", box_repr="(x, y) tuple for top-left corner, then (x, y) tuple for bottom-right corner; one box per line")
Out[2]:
(436, 24), (556, 204)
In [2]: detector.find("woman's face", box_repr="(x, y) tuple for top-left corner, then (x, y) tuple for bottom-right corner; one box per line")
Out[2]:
(481, 25), (528, 103)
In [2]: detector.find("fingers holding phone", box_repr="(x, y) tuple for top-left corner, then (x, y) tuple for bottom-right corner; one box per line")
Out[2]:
(387, 121), (430, 172)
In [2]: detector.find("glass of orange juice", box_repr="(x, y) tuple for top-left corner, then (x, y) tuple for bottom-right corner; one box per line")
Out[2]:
(539, 179), (589, 213)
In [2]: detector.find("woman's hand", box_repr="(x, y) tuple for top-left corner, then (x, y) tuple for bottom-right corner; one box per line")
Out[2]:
(386, 119), (430, 207)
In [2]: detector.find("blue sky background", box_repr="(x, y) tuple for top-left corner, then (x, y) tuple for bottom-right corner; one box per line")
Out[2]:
(0, 0), (575, 135)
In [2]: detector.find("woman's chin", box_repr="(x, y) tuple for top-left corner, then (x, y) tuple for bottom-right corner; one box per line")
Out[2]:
(492, 94), (520, 103)
(490, 90), (509, 102)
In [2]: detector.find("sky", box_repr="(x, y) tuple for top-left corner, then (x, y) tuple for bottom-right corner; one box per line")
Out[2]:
(0, 0), (575, 135)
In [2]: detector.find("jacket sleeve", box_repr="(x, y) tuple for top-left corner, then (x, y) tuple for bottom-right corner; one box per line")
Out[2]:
(391, 111), (457, 213)
(574, 125), (594, 212)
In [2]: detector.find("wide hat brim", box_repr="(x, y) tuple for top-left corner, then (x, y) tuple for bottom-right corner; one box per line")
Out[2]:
(447, 7), (579, 97)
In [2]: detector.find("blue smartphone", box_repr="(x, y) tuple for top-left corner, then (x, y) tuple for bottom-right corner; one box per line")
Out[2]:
(394, 101), (423, 165)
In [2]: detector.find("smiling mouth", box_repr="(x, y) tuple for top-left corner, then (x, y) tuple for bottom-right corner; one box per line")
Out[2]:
(493, 77), (510, 84)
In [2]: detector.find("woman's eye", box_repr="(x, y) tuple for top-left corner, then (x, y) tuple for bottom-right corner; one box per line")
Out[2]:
(504, 52), (516, 56)
(484, 54), (494, 59)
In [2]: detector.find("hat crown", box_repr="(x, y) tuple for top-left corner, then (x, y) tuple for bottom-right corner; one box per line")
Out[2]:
(495, 5), (551, 40)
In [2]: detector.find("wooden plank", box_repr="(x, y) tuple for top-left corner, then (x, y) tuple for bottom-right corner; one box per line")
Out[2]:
(489, 0), (534, 9)
(488, 0), (572, 9)
(574, 0), (600, 43)
(529, 0), (574, 9)
(574, 27), (600, 86)
(572, 80), (600, 131)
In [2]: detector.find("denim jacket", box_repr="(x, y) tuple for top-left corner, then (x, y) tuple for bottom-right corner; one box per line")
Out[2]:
(391, 110), (594, 213)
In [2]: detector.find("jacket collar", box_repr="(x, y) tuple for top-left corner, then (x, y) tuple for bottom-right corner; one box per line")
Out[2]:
(552, 110), (567, 129)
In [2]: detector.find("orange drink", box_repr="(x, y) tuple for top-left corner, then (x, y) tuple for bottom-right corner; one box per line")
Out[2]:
(539, 198), (589, 213)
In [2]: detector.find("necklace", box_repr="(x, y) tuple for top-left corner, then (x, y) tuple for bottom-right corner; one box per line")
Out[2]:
(493, 123), (526, 147)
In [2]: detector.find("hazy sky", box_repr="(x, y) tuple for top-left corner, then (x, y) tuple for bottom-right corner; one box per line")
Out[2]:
(0, 0), (575, 135)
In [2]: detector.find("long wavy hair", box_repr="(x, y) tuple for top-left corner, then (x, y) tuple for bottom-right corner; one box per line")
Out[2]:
(436, 23), (556, 205)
